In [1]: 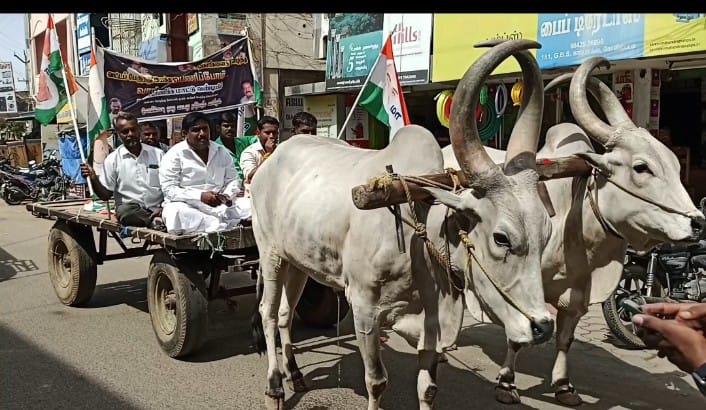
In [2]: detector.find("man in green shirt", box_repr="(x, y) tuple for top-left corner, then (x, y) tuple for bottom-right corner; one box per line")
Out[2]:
(214, 111), (258, 181)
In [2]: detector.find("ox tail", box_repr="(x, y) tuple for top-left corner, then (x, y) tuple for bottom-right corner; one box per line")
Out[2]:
(250, 268), (267, 355)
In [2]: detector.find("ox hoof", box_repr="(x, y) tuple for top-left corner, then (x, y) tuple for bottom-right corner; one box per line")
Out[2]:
(554, 383), (582, 406)
(264, 395), (285, 410)
(494, 382), (521, 404)
(286, 376), (309, 393)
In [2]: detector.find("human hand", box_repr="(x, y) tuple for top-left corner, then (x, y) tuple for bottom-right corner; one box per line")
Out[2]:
(264, 138), (277, 153)
(642, 302), (706, 331)
(632, 314), (706, 372)
(80, 163), (96, 179)
(216, 193), (232, 207)
(150, 207), (163, 219)
(200, 191), (222, 207)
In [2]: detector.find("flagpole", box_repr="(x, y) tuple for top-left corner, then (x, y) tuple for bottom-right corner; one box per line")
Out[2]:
(336, 49), (384, 140)
(51, 13), (95, 198)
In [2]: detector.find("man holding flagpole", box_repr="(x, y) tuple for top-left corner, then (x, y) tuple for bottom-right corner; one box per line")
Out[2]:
(34, 14), (96, 201)
(337, 33), (410, 142)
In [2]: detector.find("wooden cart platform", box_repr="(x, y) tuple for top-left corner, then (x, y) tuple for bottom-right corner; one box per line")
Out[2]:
(26, 199), (257, 251)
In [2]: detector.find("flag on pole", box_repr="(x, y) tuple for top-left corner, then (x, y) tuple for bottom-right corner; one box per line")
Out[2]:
(87, 47), (111, 155)
(34, 15), (79, 126)
(358, 35), (410, 140)
(238, 37), (264, 137)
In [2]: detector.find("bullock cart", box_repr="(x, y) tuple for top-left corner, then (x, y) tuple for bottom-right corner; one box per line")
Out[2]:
(27, 199), (348, 358)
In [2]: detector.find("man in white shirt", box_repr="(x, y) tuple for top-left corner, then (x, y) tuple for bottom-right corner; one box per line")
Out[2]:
(80, 112), (165, 229)
(160, 111), (250, 235)
(239, 115), (280, 194)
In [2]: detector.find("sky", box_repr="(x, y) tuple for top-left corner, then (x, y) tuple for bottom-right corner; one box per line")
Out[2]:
(0, 14), (28, 92)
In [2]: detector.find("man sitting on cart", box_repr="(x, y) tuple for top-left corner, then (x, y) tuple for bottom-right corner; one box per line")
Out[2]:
(159, 111), (250, 235)
(80, 111), (166, 230)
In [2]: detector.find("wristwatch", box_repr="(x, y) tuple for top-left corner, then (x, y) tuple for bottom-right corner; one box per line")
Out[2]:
(692, 362), (706, 396)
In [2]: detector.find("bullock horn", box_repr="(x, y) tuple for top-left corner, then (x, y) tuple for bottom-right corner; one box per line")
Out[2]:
(477, 40), (543, 175)
(546, 73), (634, 129)
(450, 39), (542, 181)
(569, 57), (617, 146)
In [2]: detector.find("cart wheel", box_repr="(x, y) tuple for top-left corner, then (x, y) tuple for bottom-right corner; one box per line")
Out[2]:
(47, 221), (97, 306)
(147, 251), (208, 358)
(295, 279), (350, 328)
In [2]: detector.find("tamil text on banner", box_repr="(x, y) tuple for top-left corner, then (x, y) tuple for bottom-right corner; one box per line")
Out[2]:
(382, 14), (432, 85)
(537, 14), (644, 70)
(432, 14), (539, 83)
(101, 37), (258, 122)
(326, 14), (384, 91)
(643, 14), (706, 57)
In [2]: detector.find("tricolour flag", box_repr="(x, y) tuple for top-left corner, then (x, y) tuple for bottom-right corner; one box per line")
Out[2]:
(358, 35), (410, 140)
(34, 15), (78, 126)
(238, 38), (264, 137)
(87, 47), (111, 155)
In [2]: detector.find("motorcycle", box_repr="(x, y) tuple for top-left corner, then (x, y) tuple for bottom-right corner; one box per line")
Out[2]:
(602, 197), (706, 348)
(0, 157), (69, 205)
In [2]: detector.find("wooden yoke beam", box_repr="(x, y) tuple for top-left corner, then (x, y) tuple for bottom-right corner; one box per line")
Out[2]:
(351, 156), (592, 210)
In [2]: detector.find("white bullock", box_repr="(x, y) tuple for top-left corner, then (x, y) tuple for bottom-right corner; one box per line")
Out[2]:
(444, 56), (705, 406)
(250, 40), (555, 410)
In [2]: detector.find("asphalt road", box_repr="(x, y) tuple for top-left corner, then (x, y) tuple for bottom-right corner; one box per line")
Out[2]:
(1, 200), (704, 409)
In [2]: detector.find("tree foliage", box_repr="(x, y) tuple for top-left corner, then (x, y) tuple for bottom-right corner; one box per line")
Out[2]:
(330, 14), (384, 37)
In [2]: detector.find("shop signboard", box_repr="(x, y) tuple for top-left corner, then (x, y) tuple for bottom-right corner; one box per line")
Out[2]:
(304, 95), (338, 138)
(382, 14), (432, 85)
(0, 62), (17, 114)
(78, 52), (91, 76)
(326, 13), (384, 91)
(76, 13), (91, 54)
(432, 14), (539, 82)
(537, 14), (644, 69)
(283, 96), (305, 138)
(644, 14), (706, 57)
(344, 106), (369, 148)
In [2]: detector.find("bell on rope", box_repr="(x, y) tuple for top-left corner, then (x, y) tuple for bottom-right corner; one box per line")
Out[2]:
(511, 81), (524, 107)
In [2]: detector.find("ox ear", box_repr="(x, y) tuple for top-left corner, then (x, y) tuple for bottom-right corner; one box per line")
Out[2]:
(576, 152), (611, 175)
(423, 187), (480, 212)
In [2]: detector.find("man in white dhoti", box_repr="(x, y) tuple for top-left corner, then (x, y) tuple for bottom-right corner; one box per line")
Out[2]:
(159, 111), (251, 235)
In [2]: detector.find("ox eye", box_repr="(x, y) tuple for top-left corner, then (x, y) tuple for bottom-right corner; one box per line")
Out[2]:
(493, 233), (512, 248)
(633, 162), (653, 175)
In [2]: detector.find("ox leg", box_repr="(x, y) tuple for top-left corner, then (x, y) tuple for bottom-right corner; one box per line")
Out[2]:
(260, 254), (288, 410)
(351, 295), (387, 410)
(417, 350), (439, 409)
(494, 341), (523, 404)
(550, 302), (588, 406)
(278, 269), (309, 393)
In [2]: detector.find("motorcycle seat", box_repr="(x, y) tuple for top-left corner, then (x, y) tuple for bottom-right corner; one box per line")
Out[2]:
(656, 240), (706, 253)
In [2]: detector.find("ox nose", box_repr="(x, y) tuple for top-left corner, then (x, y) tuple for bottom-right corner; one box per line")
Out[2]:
(530, 317), (554, 345)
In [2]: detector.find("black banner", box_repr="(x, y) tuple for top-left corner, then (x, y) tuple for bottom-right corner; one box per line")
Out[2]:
(103, 37), (256, 121)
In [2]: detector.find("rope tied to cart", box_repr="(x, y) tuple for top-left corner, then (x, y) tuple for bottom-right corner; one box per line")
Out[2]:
(380, 169), (534, 322)
(191, 231), (226, 258)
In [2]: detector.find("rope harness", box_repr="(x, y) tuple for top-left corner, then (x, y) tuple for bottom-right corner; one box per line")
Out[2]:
(378, 170), (534, 322)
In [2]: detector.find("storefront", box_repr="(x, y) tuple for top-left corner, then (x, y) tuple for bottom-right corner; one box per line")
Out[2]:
(287, 13), (706, 197)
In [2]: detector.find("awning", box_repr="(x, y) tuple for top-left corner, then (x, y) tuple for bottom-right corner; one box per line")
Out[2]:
(2, 111), (36, 121)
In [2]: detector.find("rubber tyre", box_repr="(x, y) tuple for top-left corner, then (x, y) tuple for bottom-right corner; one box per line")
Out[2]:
(147, 251), (209, 358)
(47, 221), (98, 306)
(602, 294), (646, 349)
(4, 186), (24, 205)
(295, 279), (350, 328)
